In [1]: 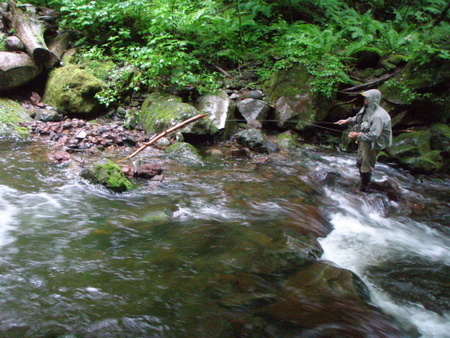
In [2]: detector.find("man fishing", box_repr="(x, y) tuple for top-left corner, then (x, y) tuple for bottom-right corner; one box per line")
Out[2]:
(336, 89), (392, 192)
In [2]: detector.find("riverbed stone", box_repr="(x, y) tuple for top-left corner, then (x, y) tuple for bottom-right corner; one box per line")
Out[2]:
(140, 93), (199, 135)
(165, 142), (203, 166)
(234, 128), (270, 153)
(195, 90), (237, 138)
(0, 97), (31, 137)
(81, 160), (136, 192)
(43, 64), (107, 115)
(258, 260), (406, 336)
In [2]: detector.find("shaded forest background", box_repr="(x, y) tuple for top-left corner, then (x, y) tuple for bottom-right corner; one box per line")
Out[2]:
(10, 0), (449, 107)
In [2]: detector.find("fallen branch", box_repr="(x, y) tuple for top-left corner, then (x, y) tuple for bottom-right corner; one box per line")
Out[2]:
(340, 71), (399, 93)
(118, 114), (208, 162)
(213, 64), (233, 78)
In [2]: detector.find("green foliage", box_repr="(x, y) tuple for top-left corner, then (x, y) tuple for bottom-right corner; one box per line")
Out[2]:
(0, 33), (7, 51)
(19, 0), (450, 100)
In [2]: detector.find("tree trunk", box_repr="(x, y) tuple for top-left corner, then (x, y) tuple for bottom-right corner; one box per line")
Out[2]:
(0, 51), (41, 91)
(47, 31), (73, 68)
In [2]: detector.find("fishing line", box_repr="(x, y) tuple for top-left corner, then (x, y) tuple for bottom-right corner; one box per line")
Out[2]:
(225, 119), (344, 133)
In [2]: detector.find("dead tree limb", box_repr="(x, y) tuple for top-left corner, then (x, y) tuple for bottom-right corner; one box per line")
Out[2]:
(340, 71), (399, 94)
(213, 64), (233, 78)
(118, 114), (208, 162)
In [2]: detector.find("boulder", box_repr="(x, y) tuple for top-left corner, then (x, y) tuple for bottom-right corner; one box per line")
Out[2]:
(236, 98), (271, 124)
(195, 90), (237, 138)
(380, 55), (450, 125)
(0, 97), (31, 137)
(263, 64), (333, 130)
(43, 64), (107, 115)
(140, 93), (199, 135)
(165, 142), (203, 166)
(234, 128), (272, 153)
(389, 129), (447, 174)
(81, 160), (136, 192)
(258, 261), (406, 336)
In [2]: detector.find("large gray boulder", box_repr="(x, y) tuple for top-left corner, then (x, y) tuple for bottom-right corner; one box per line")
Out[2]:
(263, 64), (333, 130)
(195, 90), (237, 138)
(236, 98), (271, 124)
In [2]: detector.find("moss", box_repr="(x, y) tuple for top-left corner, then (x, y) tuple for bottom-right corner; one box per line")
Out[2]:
(390, 130), (431, 158)
(430, 123), (450, 151)
(92, 160), (136, 192)
(276, 132), (298, 150)
(0, 33), (7, 51)
(263, 64), (332, 130)
(82, 60), (116, 81)
(140, 96), (197, 134)
(0, 98), (31, 137)
(403, 151), (443, 174)
(43, 65), (107, 114)
(166, 142), (203, 166)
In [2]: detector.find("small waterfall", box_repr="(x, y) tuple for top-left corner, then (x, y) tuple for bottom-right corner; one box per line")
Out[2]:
(318, 156), (450, 338)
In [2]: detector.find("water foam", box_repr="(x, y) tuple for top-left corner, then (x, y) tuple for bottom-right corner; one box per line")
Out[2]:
(319, 188), (450, 337)
(0, 185), (18, 248)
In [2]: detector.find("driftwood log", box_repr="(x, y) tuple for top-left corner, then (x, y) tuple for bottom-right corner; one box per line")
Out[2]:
(0, 1), (70, 90)
(0, 51), (41, 90)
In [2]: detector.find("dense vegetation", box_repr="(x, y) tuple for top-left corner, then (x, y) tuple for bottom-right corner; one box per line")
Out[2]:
(28, 0), (450, 104)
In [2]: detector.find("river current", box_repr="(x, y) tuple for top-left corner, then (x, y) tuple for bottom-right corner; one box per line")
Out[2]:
(0, 139), (449, 337)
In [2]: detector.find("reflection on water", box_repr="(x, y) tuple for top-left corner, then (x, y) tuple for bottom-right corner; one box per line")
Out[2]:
(0, 141), (449, 337)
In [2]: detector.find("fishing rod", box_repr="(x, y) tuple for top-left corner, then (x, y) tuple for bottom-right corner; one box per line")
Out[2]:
(225, 119), (345, 133)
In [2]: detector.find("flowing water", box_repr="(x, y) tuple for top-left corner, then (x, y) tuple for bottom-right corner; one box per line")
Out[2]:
(0, 139), (449, 337)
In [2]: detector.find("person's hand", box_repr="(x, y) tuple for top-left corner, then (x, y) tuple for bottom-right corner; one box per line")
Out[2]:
(348, 131), (361, 139)
(335, 119), (348, 125)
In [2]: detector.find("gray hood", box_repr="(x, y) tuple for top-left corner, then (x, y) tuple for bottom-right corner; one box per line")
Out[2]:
(361, 89), (382, 116)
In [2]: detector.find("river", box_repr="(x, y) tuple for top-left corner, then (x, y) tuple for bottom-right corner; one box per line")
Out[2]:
(0, 138), (449, 337)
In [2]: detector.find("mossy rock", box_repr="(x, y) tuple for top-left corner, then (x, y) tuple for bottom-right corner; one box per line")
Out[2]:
(390, 130), (446, 173)
(81, 160), (136, 192)
(262, 64), (332, 131)
(43, 65), (107, 115)
(380, 56), (450, 122)
(276, 131), (298, 150)
(0, 97), (31, 137)
(82, 60), (116, 81)
(140, 94), (199, 135)
(430, 123), (450, 151)
(402, 151), (443, 174)
(165, 142), (203, 166)
(349, 47), (382, 69)
(390, 130), (431, 158)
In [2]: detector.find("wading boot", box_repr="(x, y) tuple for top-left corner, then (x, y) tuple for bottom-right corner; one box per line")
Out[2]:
(360, 172), (372, 192)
